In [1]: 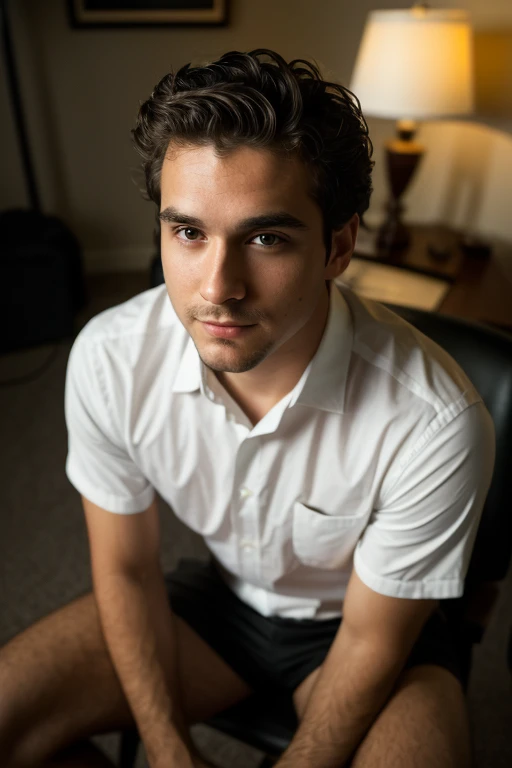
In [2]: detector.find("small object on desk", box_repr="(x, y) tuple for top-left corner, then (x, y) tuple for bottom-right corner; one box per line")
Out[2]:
(460, 234), (492, 259)
(338, 257), (451, 311)
(355, 224), (464, 282)
(427, 243), (452, 262)
(425, 228), (457, 263)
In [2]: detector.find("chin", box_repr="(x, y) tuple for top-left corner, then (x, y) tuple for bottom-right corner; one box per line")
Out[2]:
(198, 342), (274, 374)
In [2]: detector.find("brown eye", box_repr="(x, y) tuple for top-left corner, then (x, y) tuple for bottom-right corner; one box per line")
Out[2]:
(254, 233), (282, 247)
(183, 228), (199, 240)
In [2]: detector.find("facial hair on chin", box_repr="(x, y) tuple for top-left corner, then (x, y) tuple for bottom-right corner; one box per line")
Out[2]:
(197, 338), (275, 375)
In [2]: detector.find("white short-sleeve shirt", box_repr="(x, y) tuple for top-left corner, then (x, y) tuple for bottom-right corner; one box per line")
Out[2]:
(64, 281), (495, 619)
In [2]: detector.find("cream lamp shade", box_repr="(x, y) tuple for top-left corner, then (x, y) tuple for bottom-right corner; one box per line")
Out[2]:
(349, 7), (475, 119)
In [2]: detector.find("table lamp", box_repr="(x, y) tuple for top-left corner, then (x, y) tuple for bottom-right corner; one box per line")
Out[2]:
(350, 3), (474, 251)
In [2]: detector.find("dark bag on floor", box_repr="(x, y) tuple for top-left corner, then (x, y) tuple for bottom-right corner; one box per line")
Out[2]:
(0, 208), (87, 354)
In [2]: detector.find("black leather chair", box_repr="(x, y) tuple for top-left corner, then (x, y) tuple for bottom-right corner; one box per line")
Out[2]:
(118, 264), (512, 767)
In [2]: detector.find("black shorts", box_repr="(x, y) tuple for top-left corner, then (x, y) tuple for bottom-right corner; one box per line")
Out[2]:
(164, 558), (464, 696)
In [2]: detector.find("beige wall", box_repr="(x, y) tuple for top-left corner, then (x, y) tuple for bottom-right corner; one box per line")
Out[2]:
(2, 0), (512, 273)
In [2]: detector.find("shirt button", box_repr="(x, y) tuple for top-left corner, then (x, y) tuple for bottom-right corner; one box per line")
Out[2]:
(208, 391), (215, 401)
(240, 539), (256, 550)
(239, 487), (253, 498)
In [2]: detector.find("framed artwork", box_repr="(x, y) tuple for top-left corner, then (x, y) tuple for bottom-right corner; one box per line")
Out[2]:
(67, 0), (229, 28)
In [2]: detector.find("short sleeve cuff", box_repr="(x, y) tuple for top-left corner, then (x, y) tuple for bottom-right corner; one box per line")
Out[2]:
(353, 546), (464, 600)
(66, 457), (156, 515)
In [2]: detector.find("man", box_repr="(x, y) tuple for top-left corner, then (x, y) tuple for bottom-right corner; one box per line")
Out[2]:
(0, 49), (495, 768)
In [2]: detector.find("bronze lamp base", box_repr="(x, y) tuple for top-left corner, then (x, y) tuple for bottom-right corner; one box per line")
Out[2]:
(378, 120), (425, 252)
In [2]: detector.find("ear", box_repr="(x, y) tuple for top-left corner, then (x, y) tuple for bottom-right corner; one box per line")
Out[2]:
(325, 213), (359, 281)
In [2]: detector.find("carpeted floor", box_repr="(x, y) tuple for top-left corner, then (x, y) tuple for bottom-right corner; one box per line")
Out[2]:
(1, 271), (511, 767)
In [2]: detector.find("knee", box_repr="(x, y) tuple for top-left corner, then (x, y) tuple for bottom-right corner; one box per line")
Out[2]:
(350, 664), (472, 768)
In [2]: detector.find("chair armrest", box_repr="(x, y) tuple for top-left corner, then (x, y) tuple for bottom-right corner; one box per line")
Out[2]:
(462, 581), (502, 642)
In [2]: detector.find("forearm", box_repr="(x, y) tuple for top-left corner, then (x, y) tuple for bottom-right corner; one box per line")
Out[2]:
(93, 564), (195, 768)
(276, 626), (404, 768)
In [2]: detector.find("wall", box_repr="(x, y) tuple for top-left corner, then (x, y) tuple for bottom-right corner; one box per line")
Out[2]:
(1, 0), (512, 273)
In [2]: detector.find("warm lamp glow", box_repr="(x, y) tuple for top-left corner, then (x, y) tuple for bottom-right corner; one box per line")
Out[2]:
(350, 8), (474, 120)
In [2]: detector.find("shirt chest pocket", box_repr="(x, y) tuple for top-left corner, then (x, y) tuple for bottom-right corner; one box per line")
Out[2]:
(292, 501), (367, 569)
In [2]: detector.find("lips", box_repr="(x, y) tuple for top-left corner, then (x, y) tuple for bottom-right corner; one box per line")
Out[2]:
(201, 321), (255, 339)
(202, 321), (247, 327)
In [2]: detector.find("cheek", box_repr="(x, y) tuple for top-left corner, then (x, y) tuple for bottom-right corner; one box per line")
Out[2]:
(161, 247), (195, 294)
(275, 290), (310, 326)
(160, 255), (188, 305)
(254, 258), (311, 295)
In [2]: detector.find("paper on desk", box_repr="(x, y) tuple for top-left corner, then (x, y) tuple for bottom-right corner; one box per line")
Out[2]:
(336, 257), (451, 311)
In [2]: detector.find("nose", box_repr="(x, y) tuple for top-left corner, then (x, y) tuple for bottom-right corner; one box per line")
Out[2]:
(199, 239), (247, 305)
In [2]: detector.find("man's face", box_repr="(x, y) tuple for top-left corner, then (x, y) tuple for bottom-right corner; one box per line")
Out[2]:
(159, 142), (352, 375)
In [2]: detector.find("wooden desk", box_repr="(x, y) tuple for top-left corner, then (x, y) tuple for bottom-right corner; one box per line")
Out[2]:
(354, 224), (512, 331)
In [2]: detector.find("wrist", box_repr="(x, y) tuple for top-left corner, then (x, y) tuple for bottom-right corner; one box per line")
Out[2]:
(146, 730), (195, 768)
(150, 747), (195, 768)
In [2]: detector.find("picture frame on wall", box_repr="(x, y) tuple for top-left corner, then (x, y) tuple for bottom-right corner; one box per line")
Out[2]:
(67, 1), (229, 28)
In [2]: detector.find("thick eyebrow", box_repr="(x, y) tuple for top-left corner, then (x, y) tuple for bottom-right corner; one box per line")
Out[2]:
(158, 206), (309, 232)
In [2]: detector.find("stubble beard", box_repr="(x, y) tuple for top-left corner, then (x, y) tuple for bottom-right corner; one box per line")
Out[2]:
(197, 336), (276, 374)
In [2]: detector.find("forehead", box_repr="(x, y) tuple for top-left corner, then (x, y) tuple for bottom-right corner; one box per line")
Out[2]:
(160, 143), (319, 220)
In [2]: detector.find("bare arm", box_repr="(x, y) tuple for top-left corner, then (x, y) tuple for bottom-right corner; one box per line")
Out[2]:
(82, 495), (196, 768)
(275, 568), (438, 768)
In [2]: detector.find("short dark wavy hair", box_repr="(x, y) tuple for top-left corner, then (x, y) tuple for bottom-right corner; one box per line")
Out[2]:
(131, 48), (374, 255)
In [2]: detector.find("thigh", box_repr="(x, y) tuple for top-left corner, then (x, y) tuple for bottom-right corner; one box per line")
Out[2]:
(293, 606), (465, 721)
(349, 664), (472, 768)
(0, 589), (253, 765)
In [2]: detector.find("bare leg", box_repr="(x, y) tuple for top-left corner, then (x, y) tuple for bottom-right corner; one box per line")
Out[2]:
(46, 741), (222, 768)
(0, 590), (253, 767)
(349, 665), (472, 768)
(293, 663), (471, 768)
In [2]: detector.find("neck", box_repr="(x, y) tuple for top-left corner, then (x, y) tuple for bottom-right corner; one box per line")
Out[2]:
(215, 285), (331, 417)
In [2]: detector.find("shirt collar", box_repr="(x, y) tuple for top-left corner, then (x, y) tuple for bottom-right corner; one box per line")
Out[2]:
(292, 281), (353, 414)
(172, 281), (353, 414)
